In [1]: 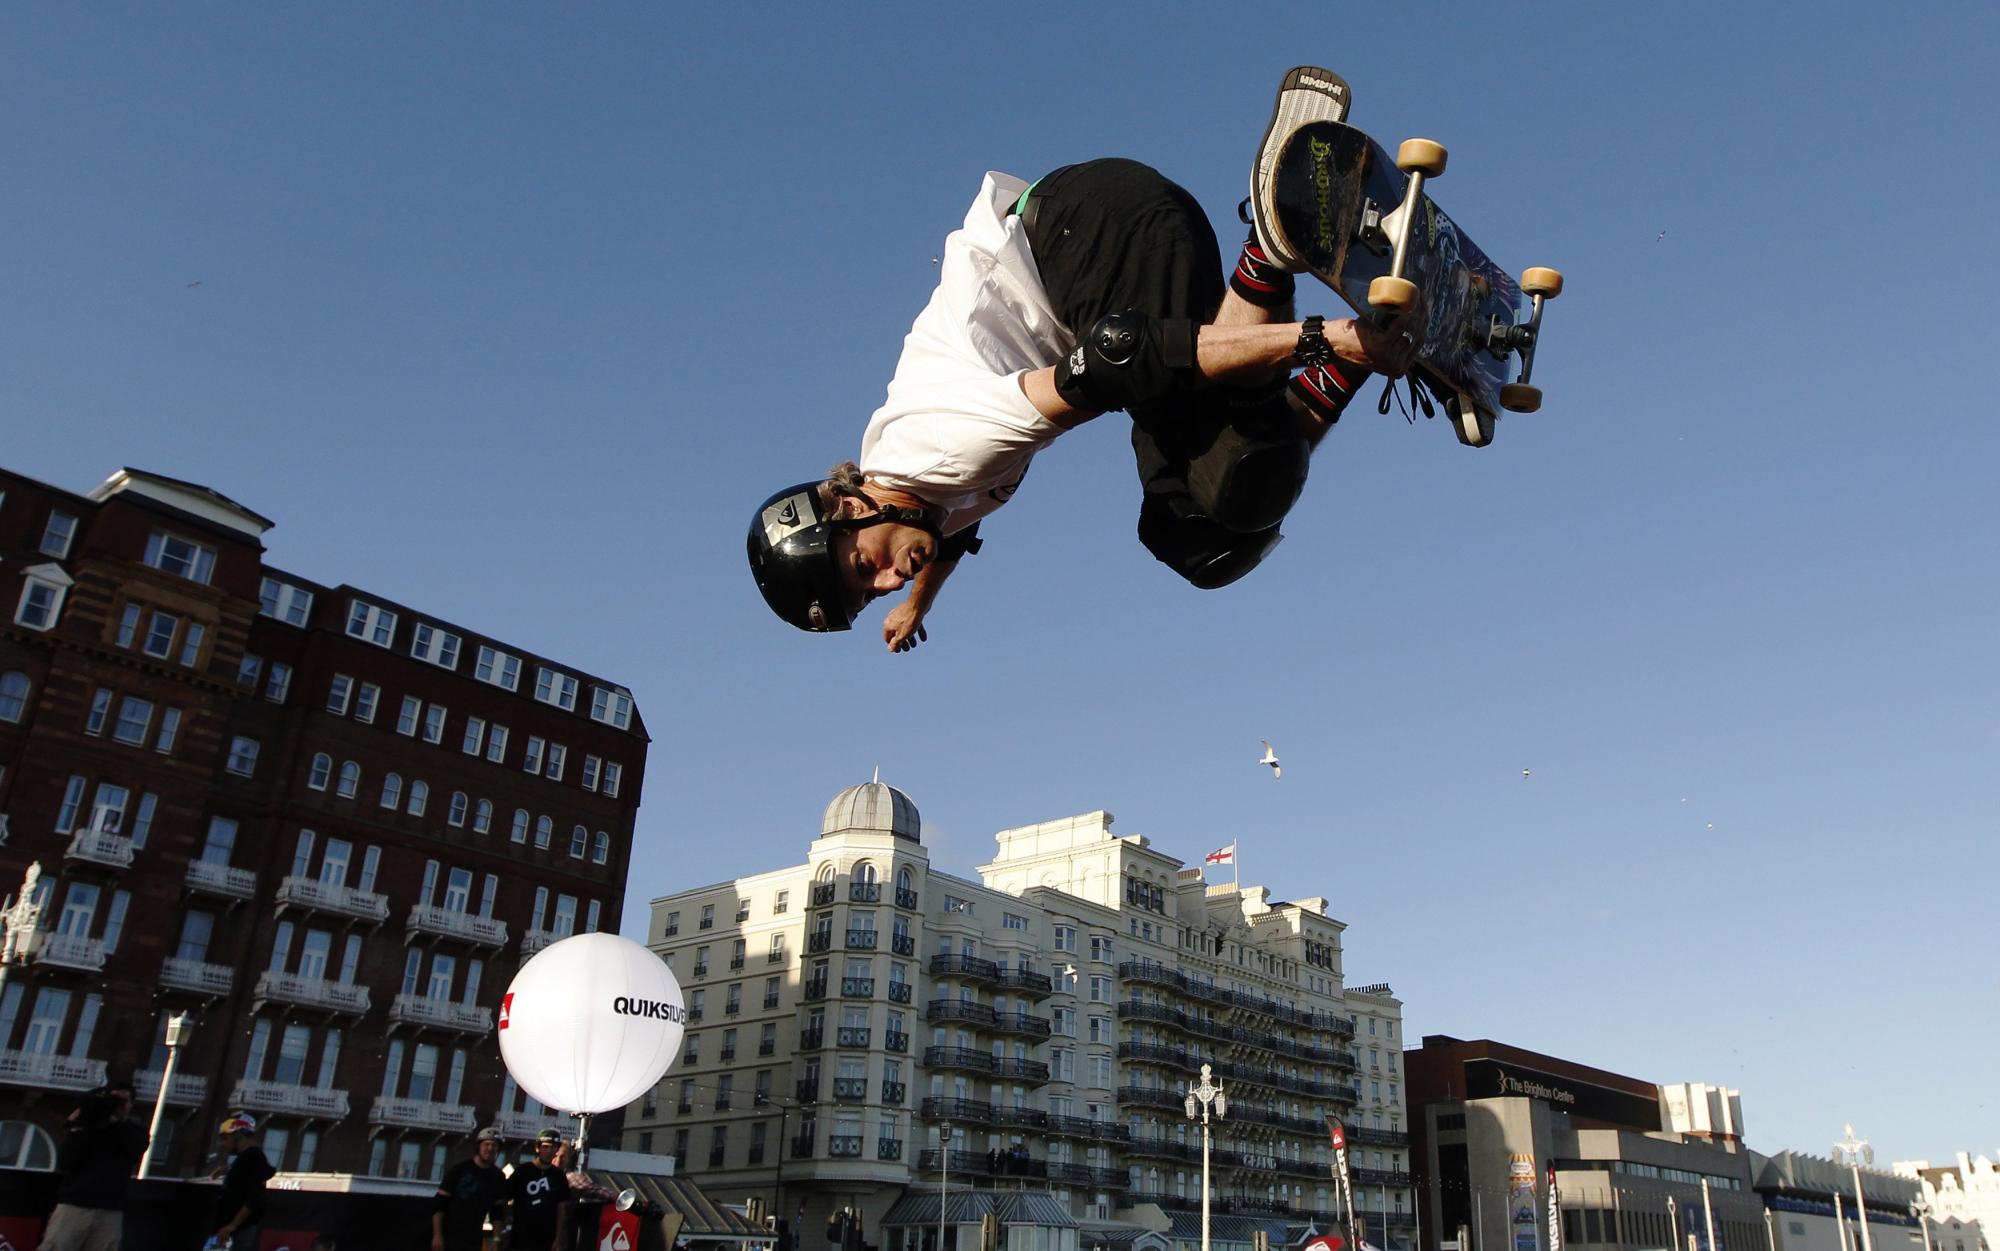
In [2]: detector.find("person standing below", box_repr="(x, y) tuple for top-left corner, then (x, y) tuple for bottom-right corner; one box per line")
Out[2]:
(504, 1130), (572, 1251)
(432, 1128), (508, 1251)
(39, 1080), (149, 1251)
(206, 1112), (275, 1251)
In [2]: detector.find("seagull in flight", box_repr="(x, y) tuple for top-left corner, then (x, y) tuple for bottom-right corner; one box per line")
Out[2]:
(1259, 741), (1281, 780)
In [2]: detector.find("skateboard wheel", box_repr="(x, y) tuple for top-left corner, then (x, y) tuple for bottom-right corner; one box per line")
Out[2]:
(1500, 383), (1542, 413)
(1368, 275), (1418, 311)
(1521, 267), (1564, 298)
(1395, 138), (1447, 178)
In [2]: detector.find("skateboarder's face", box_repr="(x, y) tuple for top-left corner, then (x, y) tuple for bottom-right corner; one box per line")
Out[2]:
(833, 517), (936, 614)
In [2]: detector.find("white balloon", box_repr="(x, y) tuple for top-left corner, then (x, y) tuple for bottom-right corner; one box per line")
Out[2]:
(498, 932), (684, 1114)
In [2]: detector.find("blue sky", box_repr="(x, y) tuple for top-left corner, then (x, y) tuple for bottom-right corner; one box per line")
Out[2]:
(5, 4), (1994, 1167)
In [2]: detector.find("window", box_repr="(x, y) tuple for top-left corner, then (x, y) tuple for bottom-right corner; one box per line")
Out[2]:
(85, 689), (111, 735)
(510, 810), (529, 843)
(397, 696), (421, 736)
(144, 532), (216, 583)
(1088, 975), (1111, 1003)
(226, 731), (260, 771)
(141, 612), (178, 659)
(590, 686), (634, 729)
(236, 654), (263, 688)
(601, 762), (622, 797)
(115, 604), (141, 648)
(410, 623), (461, 670)
(15, 568), (71, 630)
(1090, 936), (1114, 962)
(381, 774), (404, 809)
(327, 675), (354, 715)
(485, 725), (509, 765)
(259, 577), (314, 626)
(1054, 925), (1077, 953)
(448, 792), (469, 827)
(569, 826), (588, 859)
(265, 663), (292, 704)
(474, 646), (521, 691)
(1003, 913), (1029, 930)
(581, 756), (601, 791)
(177, 621), (206, 667)
(462, 718), (485, 755)
(153, 707), (182, 753)
(407, 781), (429, 817)
(353, 683), (380, 724)
(523, 737), (545, 774)
(110, 697), (153, 746)
(534, 817), (552, 849)
(337, 762), (360, 799)
(534, 667), (579, 711)
(421, 704), (445, 744)
(544, 744), (565, 780)
(592, 831), (610, 865)
(39, 511), (78, 558)
(344, 600), (397, 647)
(473, 800), (492, 834)
(308, 754), (333, 791)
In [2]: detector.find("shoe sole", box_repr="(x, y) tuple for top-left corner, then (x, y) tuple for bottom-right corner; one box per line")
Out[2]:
(1251, 67), (1353, 270)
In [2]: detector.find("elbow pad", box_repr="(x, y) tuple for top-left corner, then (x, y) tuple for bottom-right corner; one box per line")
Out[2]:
(1054, 312), (1199, 412)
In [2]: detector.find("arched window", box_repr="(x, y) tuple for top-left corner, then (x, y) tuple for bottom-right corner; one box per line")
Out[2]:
(510, 809), (529, 843)
(0, 1120), (57, 1170)
(534, 816), (552, 848)
(447, 792), (468, 827)
(817, 863), (835, 882)
(337, 761), (360, 799)
(0, 671), (30, 723)
(569, 825), (588, 859)
(473, 799), (493, 834)
(854, 861), (878, 884)
(406, 780), (428, 817)
(307, 753), (332, 791)
(897, 866), (914, 901)
(380, 772), (403, 809)
(592, 831), (610, 865)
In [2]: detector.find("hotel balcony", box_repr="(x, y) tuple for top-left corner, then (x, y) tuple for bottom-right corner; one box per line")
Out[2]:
(274, 875), (389, 924)
(0, 1051), (106, 1092)
(928, 954), (1000, 983)
(65, 828), (136, 870)
(389, 994), (494, 1035)
(230, 1080), (351, 1120)
(494, 1110), (569, 1141)
(995, 1056), (1051, 1084)
(35, 934), (107, 972)
(925, 1000), (995, 1027)
(134, 1068), (209, 1107)
(990, 1011), (1051, 1039)
(159, 956), (235, 997)
(406, 906), (508, 949)
(254, 971), (371, 1016)
(923, 1046), (996, 1075)
(184, 859), (259, 902)
(521, 929), (560, 957)
(994, 968), (1054, 999)
(371, 1096), (478, 1134)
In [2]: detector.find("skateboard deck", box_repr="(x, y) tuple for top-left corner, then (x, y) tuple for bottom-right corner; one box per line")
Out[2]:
(1267, 120), (1539, 447)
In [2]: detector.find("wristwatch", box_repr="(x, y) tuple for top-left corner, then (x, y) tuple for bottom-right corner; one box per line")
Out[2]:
(1294, 315), (1335, 368)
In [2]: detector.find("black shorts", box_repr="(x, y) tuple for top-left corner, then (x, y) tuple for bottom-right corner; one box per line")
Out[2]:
(1020, 159), (1305, 588)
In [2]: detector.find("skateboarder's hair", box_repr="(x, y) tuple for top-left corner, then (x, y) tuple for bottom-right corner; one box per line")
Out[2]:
(817, 461), (868, 512)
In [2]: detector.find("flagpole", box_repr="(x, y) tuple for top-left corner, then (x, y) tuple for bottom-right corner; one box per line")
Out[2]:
(1233, 840), (1240, 891)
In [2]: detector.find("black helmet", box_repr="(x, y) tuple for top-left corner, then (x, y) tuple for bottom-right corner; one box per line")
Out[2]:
(748, 483), (851, 632)
(747, 481), (945, 633)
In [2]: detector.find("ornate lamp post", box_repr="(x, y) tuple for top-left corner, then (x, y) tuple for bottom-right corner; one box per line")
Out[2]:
(137, 1011), (191, 1177)
(1186, 1064), (1228, 1251)
(1833, 1125), (1876, 1251)
(938, 1119), (954, 1251)
(1910, 1197), (1934, 1251)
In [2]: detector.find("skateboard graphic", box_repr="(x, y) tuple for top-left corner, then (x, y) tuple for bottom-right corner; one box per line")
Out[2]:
(1264, 119), (1561, 447)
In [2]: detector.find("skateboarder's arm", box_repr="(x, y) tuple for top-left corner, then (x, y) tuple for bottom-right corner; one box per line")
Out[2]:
(883, 558), (957, 653)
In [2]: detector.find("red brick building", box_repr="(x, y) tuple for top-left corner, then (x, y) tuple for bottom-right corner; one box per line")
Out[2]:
(0, 466), (648, 1180)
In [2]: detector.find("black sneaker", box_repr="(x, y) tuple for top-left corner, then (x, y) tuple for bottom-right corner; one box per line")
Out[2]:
(1250, 67), (1353, 271)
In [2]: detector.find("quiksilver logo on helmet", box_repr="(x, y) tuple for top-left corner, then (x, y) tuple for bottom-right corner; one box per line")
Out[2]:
(613, 996), (685, 1023)
(762, 491), (819, 546)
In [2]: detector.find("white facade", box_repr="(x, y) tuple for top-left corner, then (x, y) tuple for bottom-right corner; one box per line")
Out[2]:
(1895, 1154), (1999, 1251)
(623, 783), (1410, 1251)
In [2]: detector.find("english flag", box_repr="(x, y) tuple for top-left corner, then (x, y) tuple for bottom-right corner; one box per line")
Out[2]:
(1205, 844), (1235, 866)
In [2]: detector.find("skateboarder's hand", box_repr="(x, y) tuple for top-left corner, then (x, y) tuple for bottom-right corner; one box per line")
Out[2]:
(1345, 313), (1420, 378)
(883, 601), (928, 653)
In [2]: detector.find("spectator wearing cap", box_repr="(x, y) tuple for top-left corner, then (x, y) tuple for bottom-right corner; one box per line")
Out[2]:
(432, 1127), (508, 1251)
(41, 1080), (149, 1251)
(207, 1112), (274, 1250)
(504, 1129), (573, 1251)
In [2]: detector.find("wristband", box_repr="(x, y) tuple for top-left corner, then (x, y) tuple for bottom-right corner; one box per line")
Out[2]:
(1294, 316), (1335, 368)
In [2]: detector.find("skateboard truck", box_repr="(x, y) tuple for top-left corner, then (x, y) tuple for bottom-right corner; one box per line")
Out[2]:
(1496, 268), (1563, 413)
(1366, 138), (1449, 313)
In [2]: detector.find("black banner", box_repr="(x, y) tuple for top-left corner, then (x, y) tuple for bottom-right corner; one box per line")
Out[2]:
(1463, 1059), (1660, 1131)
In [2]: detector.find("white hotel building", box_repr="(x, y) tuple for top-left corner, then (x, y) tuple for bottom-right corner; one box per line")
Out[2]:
(623, 779), (1412, 1251)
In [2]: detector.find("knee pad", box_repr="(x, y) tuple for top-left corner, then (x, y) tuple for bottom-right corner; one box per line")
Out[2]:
(1184, 392), (1310, 533)
(1055, 311), (1199, 413)
(1137, 496), (1284, 590)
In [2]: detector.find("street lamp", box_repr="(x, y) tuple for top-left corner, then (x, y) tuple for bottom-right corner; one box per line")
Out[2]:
(1668, 1195), (1680, 1251)
(137, 1012), (191, 1178)
(1833, 1125), (1876, 1251)
(1910, 1198), (1934, 1251)
(936, 1120), (955, 1251)
(1186, 1064), (1228, 1251)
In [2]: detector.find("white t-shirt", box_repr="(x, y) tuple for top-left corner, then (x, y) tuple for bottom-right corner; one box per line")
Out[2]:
(858, 172), (1074, 537)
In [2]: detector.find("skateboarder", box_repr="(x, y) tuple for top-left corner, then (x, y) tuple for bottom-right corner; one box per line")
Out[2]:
(747, 69), (1415, 651)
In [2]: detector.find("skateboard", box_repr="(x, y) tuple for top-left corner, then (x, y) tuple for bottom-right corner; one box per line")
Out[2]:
(1263, 119), (1561, 447)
